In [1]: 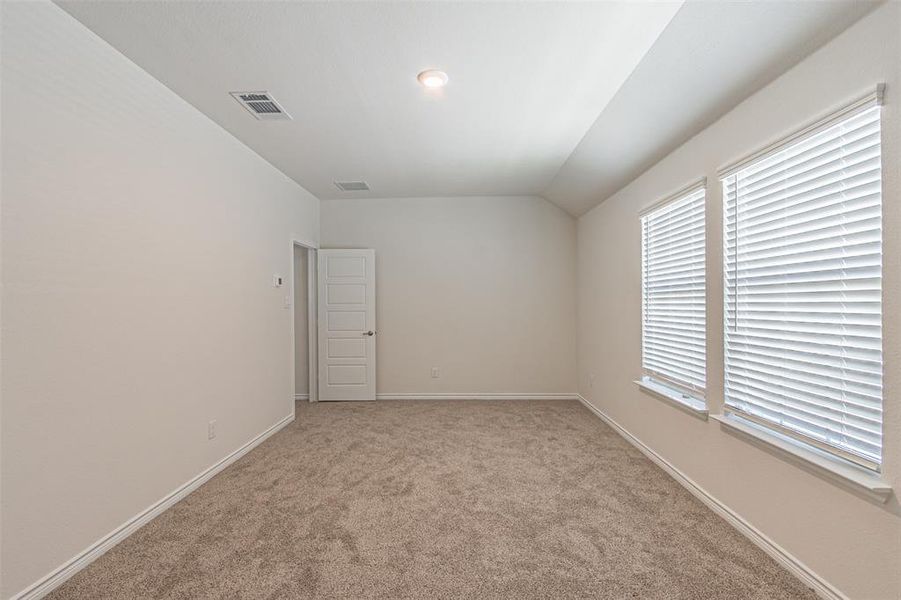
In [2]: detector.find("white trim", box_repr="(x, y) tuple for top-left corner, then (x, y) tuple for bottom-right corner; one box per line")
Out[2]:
(634, 378), (708, 419)
(638, 176), (707, 217)
(717, 84), (884, 178)
(711, 414), (890, 503)
(11, 414), (294, 600)
(641, 368), (706, 399)
(722, 407), (880, 472)
(376, 393), (580, 401)
(306, 246), (318, 403)
(576, 395), (848, 600)
(290, 239), (318, 407)
(290, 238), (319, 251)
(294, 393), (310, 401)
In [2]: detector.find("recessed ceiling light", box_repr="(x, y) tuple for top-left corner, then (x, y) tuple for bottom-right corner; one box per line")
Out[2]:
(417, 70), (448, 89)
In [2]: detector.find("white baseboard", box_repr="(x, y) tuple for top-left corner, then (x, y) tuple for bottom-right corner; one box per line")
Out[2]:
(376, 393), (580, 401)
(17, 396), (842, 599)
(575, 395), (846, 600)
(294, 393), (309, 401)
(12, 413), (295, 600)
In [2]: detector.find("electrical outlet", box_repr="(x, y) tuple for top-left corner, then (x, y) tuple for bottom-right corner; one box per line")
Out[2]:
(208, 420), (217, 440)
(431, 367), (440, 379)
(272, 274), (284, 288)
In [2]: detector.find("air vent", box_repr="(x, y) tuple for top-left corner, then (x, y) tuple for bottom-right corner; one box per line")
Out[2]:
(334, 181), (370, 192)
(230, 91), (291, 121)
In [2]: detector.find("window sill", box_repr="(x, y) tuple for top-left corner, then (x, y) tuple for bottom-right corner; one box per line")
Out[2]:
(634, 378), (708, 420)
(711, 413), (892, 503)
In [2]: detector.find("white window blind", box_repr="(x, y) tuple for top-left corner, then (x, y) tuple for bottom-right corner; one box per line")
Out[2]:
(722, 97), (883, 470)
(641, 186), (706, 396)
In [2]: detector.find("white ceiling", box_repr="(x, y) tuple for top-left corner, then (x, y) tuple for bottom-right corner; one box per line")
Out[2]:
(57, 1), (877, 216)
(54, 1), (679, 202)
(544, 0), (880, 215)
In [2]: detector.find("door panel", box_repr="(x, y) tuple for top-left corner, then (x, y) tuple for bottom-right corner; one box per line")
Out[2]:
(328, 338), (366, 358)
(327, 283), (366, 304)
(318, 249), (376, 401)
(327, 311), (366, 331)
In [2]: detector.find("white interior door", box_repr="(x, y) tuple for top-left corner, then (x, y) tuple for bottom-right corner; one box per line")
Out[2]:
(318, 249), (376, 401)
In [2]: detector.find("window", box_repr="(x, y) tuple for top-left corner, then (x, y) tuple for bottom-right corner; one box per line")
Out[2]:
(640, 184), (706, 401)
(722, 95), (883, 470)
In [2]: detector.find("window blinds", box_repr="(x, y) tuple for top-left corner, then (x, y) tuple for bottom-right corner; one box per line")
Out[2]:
(722, 100), (883, 470)
(641, 186), (706, 395)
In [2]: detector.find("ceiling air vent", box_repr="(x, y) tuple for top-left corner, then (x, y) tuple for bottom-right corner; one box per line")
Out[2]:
(230, 91), (292, 121)
(334, 181), (370, 192)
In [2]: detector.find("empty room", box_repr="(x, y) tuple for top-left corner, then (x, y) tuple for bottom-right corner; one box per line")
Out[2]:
(1, 1), (899, 599)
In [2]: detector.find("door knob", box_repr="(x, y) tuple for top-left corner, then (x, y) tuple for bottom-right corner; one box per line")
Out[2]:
(365, 330), (376, 336)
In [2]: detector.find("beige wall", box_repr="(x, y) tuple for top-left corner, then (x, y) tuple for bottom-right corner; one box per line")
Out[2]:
(294, 245), (309, 396)
(321, 196), (577, 396)
(0, 3), (319, 598)
(576, 4), (900, 599)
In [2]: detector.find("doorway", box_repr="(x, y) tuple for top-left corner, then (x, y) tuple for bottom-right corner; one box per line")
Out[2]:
(293, 242), (318, 404)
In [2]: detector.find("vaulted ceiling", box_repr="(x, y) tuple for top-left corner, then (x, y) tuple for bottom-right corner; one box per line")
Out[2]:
(58, 1), (878, 216)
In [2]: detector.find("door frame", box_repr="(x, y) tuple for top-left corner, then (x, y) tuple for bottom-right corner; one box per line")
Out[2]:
(291, 239), (319, 413)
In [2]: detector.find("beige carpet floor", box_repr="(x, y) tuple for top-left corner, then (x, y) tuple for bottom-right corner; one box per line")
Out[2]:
(50, 400), (816, 599)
